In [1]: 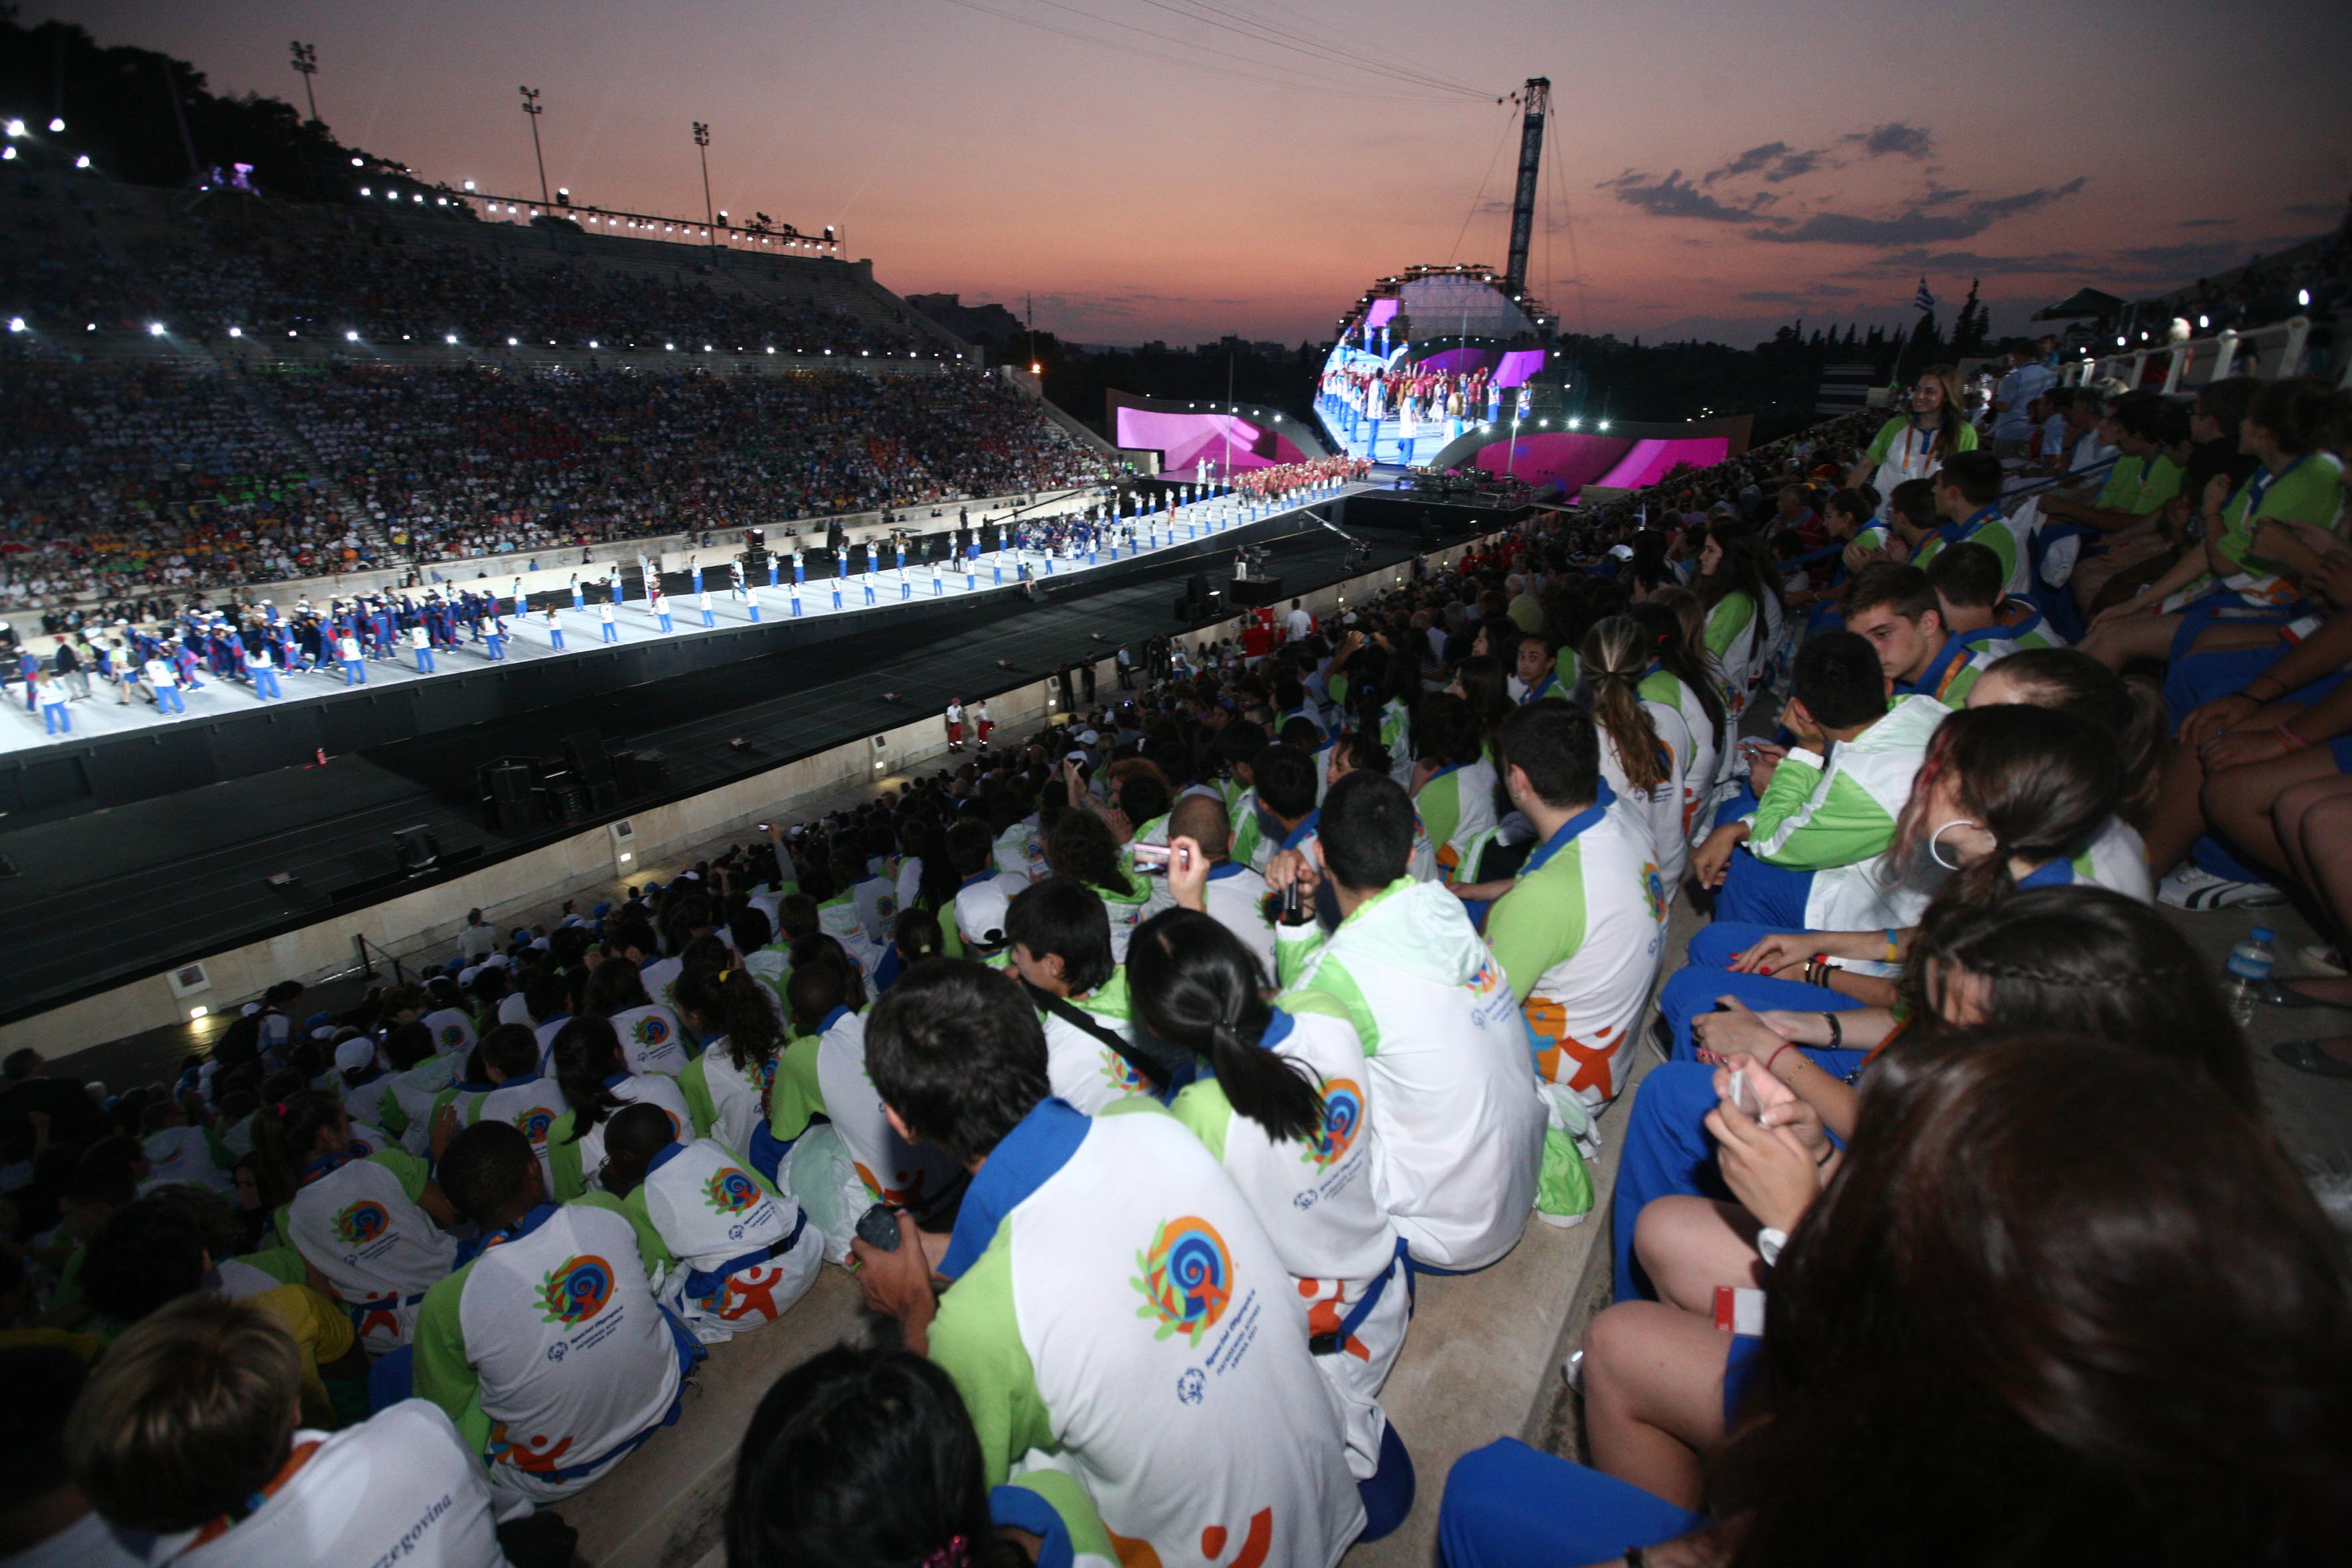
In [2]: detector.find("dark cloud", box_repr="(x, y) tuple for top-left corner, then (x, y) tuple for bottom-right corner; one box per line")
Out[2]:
(1762, 178), (2086, 246)
(1844, 121), (1934, 159)
(2283, 201), (2341, 220)
(1597, 168), (1778, 224)
(1703, 141), (1788, 186)
(1739, 285), (1859, 303)
(1845, 249), (2092, 277)
(2177, 216), (2231, 228)
(1762, 149), (1827, 182)
(2112, 240), (2261, 274)
(1911, 184), (1972, 208)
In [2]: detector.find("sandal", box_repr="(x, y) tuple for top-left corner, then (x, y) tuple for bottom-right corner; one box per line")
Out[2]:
(2272, 1040), (2352, 1080)
(2254, 979), (2352, 1012)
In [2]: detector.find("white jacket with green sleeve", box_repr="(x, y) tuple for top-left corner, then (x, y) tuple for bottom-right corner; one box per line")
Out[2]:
(1745, 694), (1947, 928)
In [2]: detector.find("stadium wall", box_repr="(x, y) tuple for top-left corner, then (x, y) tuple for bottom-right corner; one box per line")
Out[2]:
(23, 536), (1492, 1063)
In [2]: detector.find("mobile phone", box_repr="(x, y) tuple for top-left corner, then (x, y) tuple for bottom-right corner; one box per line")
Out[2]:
(1728, 1068), (1759, 1117)
(1130, 842), (1172, 867)
(1281, 879), (1304, 923)
(855, 1203), (902, 1253)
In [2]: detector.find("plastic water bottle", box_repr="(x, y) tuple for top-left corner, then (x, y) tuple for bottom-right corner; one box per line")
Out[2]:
(2222, 925), (2277, 1025)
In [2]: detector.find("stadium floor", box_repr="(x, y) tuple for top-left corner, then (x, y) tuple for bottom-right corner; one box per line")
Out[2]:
(3, 495), (1426, 1022)
(0, 487), (1372, 759)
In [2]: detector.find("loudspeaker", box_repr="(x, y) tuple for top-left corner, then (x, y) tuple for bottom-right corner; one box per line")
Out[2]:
(615, 749), (667, 795)
(1229, 576), (1286, 607)
(548, 779), (589, 823)
(392, 825), (441, 875)
(1186, 572), (1209, 601)
(481, 759), (533, 803)
(487, 797), (536, 834)
(588, 779), (621, 814)
(562, 730), (613, 785)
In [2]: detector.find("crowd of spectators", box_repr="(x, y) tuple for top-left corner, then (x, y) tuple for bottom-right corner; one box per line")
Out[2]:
(13, 340), (2351, 1562)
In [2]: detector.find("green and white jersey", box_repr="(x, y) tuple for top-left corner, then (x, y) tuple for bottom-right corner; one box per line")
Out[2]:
(637, 957), (684, 1012)
(679, 1036), (775, 1154)
(1037, 970), (1156, 1113)
(850, 873), (899, 943)
(2209, 453), (2346, 607)
(814, 1006), (963, 1209)
(1484, 787), (1668, 1108)
(278, 1146), (455, 1340)
(617, 1138), (819, 1336)
(743, 940), (793, 1009)
(1746, 694), (1947, 929)
(143, 1125), (232, 1193)
(1413, 755), (1498, 885)
(765, 1031), (828, 1145)
(1703, 591), (1764, 713)
(995, 817), (1048, 880)
(603, 1004), (690, 1077)
(414, 1202), (682, 1511)
(1229, 787), (1265, 871)
(1097, 870), (1154, 964)
(1275, 879), (1546, 1271)
(387, 1054), (465, 1155)
(547, 1073), (694, 1201)
(928, 1100), (1366, 1568)
(1595, 698), (1691, 897)
(420, 1007), (478, 1059)
(1169, 996), (1405, 1481)
(1640, 667), (1721, 848)
(151, 1402), (506, 1568)
(1379, 698), (1413, 782)
(469, 1074), (570, 1191)
(1917, 507), (2028, 597)
(1862, 415), (1978, 514)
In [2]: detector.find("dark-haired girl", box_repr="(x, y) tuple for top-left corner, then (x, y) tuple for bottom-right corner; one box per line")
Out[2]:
(1128, 902), (1414, 1531)
(545, 1017), (694, 1200)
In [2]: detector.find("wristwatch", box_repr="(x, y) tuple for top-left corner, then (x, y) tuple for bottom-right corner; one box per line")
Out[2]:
(1757, 1227), (1787, 1267)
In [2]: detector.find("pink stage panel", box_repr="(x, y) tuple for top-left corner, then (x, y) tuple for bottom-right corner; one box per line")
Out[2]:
(1468, 431), (1730, 496)
(1114, 406), (1310, 476)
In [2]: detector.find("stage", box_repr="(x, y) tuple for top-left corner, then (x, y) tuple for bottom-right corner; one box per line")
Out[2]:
(0, 485), (1490, 1024)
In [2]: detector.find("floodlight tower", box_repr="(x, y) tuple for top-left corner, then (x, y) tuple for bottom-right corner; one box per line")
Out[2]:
(1502, 76), (1549, 306)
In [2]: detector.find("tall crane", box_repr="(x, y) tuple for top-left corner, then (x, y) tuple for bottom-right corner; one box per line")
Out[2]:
(1502, 76), (1549, 306)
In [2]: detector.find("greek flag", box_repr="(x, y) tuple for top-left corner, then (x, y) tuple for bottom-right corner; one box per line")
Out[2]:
(1914, 277), (1936, 314)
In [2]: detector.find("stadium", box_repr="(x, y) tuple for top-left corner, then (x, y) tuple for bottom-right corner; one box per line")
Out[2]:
(3, 9), (2350, 1568)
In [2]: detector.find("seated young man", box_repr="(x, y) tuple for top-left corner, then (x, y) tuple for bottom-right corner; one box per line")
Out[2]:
(1269, 770), (1554, 1264)
(1842, 561), (1991, 706)
(1691, 631), (1948, 931)
(805, 955), (965, 1214)
(588, 1103), (821, 1344)
(945, 817), (1023, 959)
(1911, 450), (2027, 597)
(1926, 540), (2064, 659)
(1004, 876), (1158, 1112)
(416, 1121), (695, 1519)
(1470, 704), (1668, 1115)
(846, 959), (1371, 1567)
(65, 1296), (508, 1567)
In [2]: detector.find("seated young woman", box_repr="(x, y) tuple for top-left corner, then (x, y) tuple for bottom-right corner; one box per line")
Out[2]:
(1437, 1020), (2337, 1568)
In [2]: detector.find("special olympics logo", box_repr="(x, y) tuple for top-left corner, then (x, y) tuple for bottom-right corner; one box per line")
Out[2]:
(1466, 959), (1504, 996)
(437, 1024), (467, 1050)
(1305, 1079), (1362, 1169)
(514, 1107), (556, 1144)
(333, 1200), (390, 1246)
(1102, 1049), (1152, 1095)
(1176, 1368), (1206, 1405)
(1131, 1217), (1234, 1344)
(876, 894), (898, 921)
(756, 1055), (781, 1098)
(537, 1255), (615, 1326)
(632, 1015), (672, 1048)
(704, 1166), (762, 1215)
(1640, 861), (1667, 924)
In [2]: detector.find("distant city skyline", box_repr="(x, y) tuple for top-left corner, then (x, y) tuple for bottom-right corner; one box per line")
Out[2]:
(35, 0), (2349, 347)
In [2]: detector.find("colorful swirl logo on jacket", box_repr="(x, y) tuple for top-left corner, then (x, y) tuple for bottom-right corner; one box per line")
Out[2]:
(704, 1166), (763, 1215)
(1640, 860), (1667, 923)
(333, 1200), (390, 1246)
(632, 1014), (672, 1049)
(536, 1255), (615, 1326)
(436, 1023), (468, 1051)
(1131, 1216), (1233, 1343)
(513, 1106), (556, 1144)
(1101, 1048), (1152, 1095)
(1304, 1078), (1363, 1169)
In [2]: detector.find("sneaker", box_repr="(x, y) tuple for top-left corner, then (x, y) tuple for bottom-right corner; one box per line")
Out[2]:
(2157, 864), (2288, 910)
(1561, 1349), (1585, 1393)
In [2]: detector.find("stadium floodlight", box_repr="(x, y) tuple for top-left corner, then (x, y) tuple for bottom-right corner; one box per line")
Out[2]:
(2199, 315), (2210, 329)
(463, 179), (475, 191)
(359, 186), (370, 196)
(345, 330), (359, 342)
(287, 329), (297, 337)
(3, 120), (23, 138)
(2116, 336), (2126, 347)
(766, 346), (775, 354)
(2298, 289), (2312, 308)
(147, 321), (165, 336)
(1597, 420), (1612, 432)
(703, 343), (712, 352)
(5, 317), (22, 334)
(666, 342), (676, 351)
(589, 339), (598, 348)
(508, 337), (518, 345)
(48, 117), (64, 133)
(1567, 417), (1582, 430)
(1, 147), (13, 161)
(74, 155), (88, 169)
(351, 156), (364, 167)
(445, 333), (458, 345)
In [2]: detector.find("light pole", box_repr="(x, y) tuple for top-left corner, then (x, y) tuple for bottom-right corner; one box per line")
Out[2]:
(287, 41), (319, 124)
(518, 86), (549, 206)
(692, 122), (715, 252)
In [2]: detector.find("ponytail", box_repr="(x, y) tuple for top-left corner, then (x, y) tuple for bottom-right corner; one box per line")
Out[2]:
(550, 1017), (627, 1140)
(1127, 910), (1324, 1147)
(1629, 599), (1726, 755)
(676, 965), (781, 1075)
(248, 1089), (345, 1204)
(1581, 616), (1668, 793)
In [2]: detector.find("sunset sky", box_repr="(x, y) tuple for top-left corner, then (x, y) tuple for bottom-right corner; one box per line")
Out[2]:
(39, 0), (2351, 347)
